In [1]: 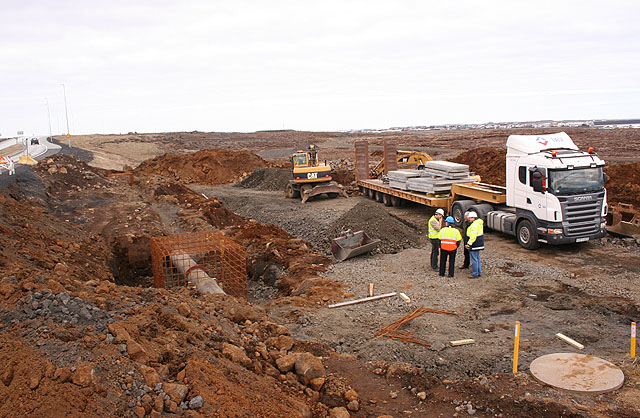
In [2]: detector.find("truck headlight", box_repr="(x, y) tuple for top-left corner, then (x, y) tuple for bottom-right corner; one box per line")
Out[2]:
(547, 228), (563, 235)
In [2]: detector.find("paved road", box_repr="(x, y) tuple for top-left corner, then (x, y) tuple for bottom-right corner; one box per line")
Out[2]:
(0, 136), (62, 174)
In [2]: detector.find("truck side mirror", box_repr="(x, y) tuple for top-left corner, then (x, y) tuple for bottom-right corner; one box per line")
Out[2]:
(531, 171), (545, 193)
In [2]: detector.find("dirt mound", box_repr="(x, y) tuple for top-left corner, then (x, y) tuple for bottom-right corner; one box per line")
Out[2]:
(316, 199), (423, 255)
(135, 149), (268, 185)
(235, 167), (291, 191)
(605, 162), (640, 206)
(451, 148), (506, 186)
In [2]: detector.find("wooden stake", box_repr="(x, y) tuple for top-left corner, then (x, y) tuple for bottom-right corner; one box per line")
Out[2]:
(368, 283), (374, 297)
(555, 333), (584, 350)
(513, 321), (520, 374)
(631, 322), (636, 359)
(449, 339), (475, 346)
(328, 292), (397, 308)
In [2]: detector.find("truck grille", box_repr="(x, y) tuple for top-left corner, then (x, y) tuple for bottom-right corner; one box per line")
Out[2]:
(558, 192), (604, 236)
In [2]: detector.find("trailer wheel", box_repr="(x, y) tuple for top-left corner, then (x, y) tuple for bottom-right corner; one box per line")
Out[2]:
(382, 193), (392, 206)
(517, 219), (540, 250)
(375, 191), (384, 203)
(366, 188), (375, 199)
(391, 196), (403, 207)
(451, 200), (475, 227)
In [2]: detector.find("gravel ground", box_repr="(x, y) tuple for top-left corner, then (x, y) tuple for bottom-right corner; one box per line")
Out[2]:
(194, 183), (640, 381)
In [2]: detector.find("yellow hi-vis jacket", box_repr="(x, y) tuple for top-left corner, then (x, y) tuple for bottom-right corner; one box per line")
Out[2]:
(439, 226), (462, 251)
(467, 219), (485, 250)
(428, 215), (441, 239)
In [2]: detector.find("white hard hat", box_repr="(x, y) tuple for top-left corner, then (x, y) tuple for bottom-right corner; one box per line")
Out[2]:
(468, 211), (478, 218)
(435, 209), (445, 216)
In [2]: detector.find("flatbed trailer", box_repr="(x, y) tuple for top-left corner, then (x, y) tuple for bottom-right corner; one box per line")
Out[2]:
(357, 178), (507, 222)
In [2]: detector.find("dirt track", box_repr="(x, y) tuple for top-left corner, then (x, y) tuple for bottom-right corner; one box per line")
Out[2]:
(1, 128), (640, 418)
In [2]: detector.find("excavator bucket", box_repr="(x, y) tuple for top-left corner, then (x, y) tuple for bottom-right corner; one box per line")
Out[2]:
(606, 203), (640, 237)
(301, 181), (348, 203)
(331, 230), (381, 262)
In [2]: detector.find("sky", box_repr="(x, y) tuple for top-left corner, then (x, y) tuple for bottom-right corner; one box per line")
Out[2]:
(1, 0), (639, 136)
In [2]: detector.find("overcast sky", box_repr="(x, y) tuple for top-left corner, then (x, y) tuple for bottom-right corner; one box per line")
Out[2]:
(1, 0), (639, 136)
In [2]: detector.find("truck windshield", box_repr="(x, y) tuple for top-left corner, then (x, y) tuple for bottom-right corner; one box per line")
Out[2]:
(548, 167), (604, 195)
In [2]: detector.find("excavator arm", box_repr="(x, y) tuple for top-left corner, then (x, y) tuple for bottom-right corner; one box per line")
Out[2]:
(370, 150), (434, 178)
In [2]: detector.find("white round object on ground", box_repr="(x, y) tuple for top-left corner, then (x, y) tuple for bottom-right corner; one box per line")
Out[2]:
(530, 353), (624, 394)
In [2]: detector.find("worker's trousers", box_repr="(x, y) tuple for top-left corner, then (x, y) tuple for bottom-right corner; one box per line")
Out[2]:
(430, 239), (440, 270)
(470, 250), (482, 277)
(439, 249), (456, 277)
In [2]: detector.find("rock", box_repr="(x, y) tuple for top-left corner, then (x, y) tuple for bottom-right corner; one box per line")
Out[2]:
(266, 335), (295, 351)
(53, 367), (72, 383)
(177, 369), (186, 381)
(153, 396), (164, 412)
(417, 391), (427, 400)
(430, 341), (446, 352)
(377, 416), (394, 418)
(189, 395), (204, 409)
(54, 263), (68, 275)
(309, 377), (325, 391)
(126, 338), (148, 362)
(177, 302), (191, 317)
(389, 391), (398, 399)
(163, 382), (188, 403)
(347, 400), (359, 411)
(294, 353), (325, 385)
(59, 167), (68, 174)
(222, 343), (252, 367)
(275, 353), (300, 373)
(29, 370), (43, 390)
(138, 364), (161, 387)
(133, 406), (146, 418)
(344, 389), (358, 401)
(1, 364), (15, 386)
(164, 399), (178, 413)
(72, 363), (95, 387)
(329, 407), (350, 418)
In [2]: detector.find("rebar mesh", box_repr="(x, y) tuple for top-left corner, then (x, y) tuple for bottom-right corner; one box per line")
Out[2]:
(150, 231), (247, 298)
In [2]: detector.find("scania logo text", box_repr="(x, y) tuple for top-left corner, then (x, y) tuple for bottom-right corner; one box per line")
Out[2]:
(573, 196), (593, 201)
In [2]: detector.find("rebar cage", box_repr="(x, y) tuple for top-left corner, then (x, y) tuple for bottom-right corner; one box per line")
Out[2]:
(150, 231), (247, 298)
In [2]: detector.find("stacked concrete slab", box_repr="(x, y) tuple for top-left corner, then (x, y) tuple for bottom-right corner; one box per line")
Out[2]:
(388, 161), (476, 194)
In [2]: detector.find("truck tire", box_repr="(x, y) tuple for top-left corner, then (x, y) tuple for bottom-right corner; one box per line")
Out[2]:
(285, 183), (299, 199)
(366, 188), (375, 199)
(382, 193), (392, 206)
(469, 203), (494, 222)
(451, 200), (475, 227)
(375, 191), (384, 203)
(517, 219), (540, 250)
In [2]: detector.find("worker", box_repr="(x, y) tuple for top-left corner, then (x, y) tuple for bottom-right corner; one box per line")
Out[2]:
(439, 216), (462, 278)
(428, 208), (445, 270)
(459, 211), (471, 270)
(465, 211), (484, 278)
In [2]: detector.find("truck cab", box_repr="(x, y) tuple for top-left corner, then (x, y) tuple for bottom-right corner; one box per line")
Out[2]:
(503, 132), (607, 248)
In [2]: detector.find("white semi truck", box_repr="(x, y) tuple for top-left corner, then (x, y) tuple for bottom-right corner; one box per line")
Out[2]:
(355, 132), (608, 249)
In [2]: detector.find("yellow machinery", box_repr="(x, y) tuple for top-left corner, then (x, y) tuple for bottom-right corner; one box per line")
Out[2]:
(286, 144), (347, 203)
(370, 150), (434, 178)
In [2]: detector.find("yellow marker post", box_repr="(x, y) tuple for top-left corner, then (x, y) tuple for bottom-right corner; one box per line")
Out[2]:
(632, 322), (636, 359)
(513, 321), (520, 374)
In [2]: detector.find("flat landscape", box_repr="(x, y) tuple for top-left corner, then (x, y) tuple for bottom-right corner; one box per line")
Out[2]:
(1, 127), (640, 418)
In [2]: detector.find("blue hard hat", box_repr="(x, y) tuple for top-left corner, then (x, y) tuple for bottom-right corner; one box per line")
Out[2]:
(445, 216), (455, 224)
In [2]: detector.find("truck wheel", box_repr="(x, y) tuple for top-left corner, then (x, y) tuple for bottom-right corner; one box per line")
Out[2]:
(366, 188), (375, 199)
(517, 219), (540, 250)
(391, 196), (402, 207)
(375, 191), (384, 203)
(382, 193), (392, 206)
(285, 183), (299, 198)
(451, 200), (475, 227)
(469, 203), (494, 222)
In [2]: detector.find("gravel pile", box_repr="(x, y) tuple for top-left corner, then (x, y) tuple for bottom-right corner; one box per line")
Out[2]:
(235, 167), (290, 191)
(312, 199), (423, 255)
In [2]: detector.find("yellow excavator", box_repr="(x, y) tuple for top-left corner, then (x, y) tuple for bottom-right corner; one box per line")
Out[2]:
(286, 144), (348, 203)
(370, 150), (434, 178)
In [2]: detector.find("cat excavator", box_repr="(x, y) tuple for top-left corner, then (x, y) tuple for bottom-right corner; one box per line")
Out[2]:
(285, 144), (348, 203)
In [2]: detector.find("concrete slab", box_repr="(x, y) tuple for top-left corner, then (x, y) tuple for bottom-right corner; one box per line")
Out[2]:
(529, 353), (624, 394)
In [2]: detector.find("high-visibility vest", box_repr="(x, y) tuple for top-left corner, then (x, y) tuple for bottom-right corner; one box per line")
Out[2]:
(428, 215), (440, 239)
(439, 226), (462, 251)
(467, 219), (485, 250)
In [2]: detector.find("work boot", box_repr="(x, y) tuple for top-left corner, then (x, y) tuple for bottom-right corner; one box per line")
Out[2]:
(459, 265), (469, 269)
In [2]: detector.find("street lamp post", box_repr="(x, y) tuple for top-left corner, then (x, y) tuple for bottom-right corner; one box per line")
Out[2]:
(45, 98), (53, 140)
(61, 83), (71, 147)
